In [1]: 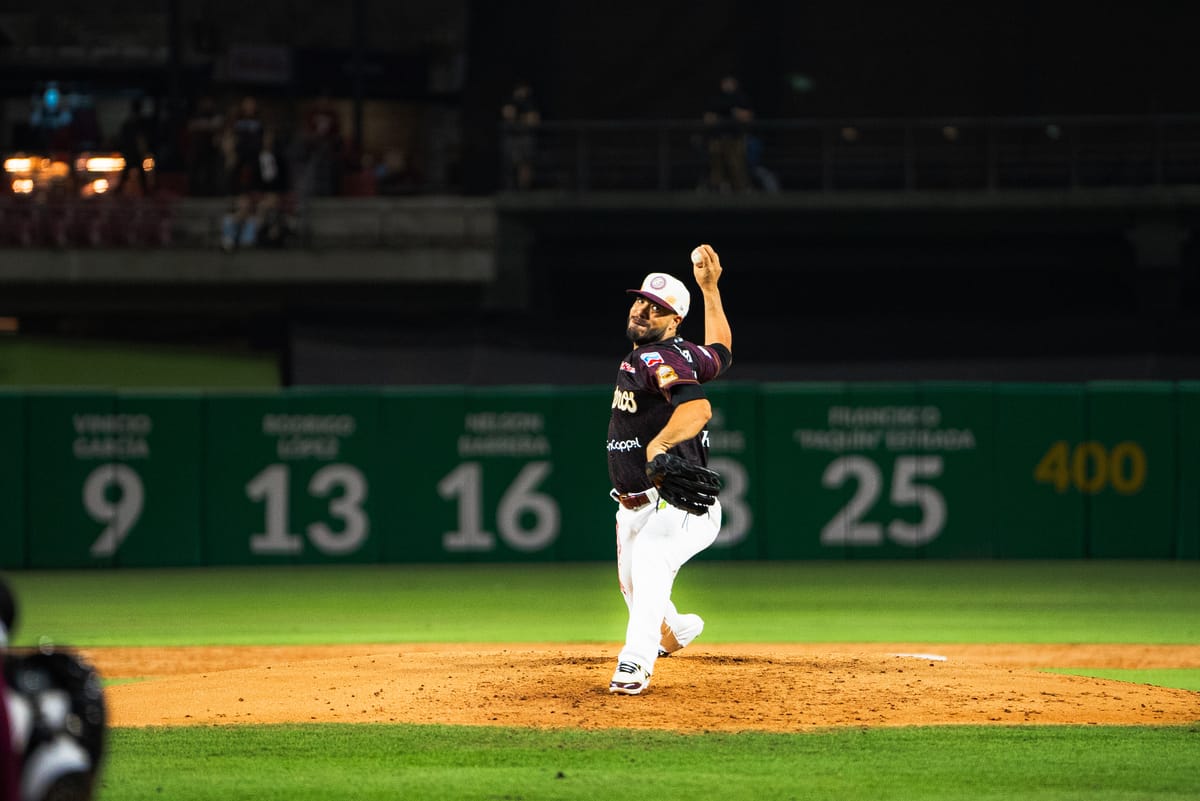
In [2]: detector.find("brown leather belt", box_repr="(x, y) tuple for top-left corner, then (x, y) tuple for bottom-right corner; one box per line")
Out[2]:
(610, 488), (657, 510)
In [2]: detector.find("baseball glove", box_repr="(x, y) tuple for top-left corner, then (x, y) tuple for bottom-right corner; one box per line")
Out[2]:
(645, 452), (723, 515)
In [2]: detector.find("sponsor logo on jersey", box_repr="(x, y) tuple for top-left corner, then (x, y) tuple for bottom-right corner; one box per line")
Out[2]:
(611, 387), (638, 413)
(607, 436), (642, 452)
(620, 361), (636, 373)
(640, 351), (664, 368)
(656, 364), (680, 388)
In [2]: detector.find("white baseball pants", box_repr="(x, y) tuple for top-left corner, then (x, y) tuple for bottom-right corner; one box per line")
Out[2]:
(614, 494), (722, 673)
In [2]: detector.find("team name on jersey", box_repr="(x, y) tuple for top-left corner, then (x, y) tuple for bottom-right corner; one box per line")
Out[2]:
(612, 387), (638, 413)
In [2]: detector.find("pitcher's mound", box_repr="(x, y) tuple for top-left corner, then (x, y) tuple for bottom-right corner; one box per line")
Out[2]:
(89, 643), (1200, 731)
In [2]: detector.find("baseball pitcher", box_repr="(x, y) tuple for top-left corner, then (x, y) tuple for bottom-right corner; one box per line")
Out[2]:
(606, 244), (733, 695)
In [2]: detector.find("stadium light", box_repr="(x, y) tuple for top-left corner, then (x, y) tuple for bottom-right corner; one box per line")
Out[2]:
(5, 157), (35, 174)
(76, 155), (126, 174)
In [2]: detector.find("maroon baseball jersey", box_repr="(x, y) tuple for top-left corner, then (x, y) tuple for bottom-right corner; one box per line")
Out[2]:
(607, 337), (731, 493)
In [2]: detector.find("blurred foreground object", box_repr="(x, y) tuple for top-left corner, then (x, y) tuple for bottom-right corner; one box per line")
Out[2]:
(0, 577), (107, 801)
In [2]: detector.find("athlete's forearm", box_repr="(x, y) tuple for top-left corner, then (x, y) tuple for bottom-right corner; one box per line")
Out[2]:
(692, 244), (731, 352)
(646, 398), (712, 460)
(703, 288), (732, 352)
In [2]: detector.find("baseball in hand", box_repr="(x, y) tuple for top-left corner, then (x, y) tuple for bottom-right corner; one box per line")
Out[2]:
(691, 247), (704, 264)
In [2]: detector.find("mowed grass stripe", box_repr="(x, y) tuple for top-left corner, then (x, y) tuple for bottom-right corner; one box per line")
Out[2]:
(1042, 668), (1200, 692)
(96, 724), (1200, 801)
(8, 561), (1200, 646)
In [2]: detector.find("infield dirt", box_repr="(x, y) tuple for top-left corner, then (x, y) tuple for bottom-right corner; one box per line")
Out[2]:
(88, 643), (1200, 732)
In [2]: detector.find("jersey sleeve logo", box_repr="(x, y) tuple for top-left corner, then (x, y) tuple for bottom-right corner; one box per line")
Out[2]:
(620, 360), (636, 373)
(656, 364), (680, 388)
(672, 343), (694, 363)
(640, 351), (664, 368)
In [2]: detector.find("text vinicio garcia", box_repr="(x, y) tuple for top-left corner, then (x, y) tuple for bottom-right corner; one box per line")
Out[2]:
(73, 413), (152, 459)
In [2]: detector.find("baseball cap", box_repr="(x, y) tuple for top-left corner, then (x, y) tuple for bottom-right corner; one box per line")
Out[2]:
(627, 272), (691, 318)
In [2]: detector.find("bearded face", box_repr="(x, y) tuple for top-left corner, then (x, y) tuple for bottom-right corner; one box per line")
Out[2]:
(626, 298), (678, 345)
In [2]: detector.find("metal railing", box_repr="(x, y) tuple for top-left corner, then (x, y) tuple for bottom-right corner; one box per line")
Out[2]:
(502, 114), (1200, 193)
(0, 195), (498, 250)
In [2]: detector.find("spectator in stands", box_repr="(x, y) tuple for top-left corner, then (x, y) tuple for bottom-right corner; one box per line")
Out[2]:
(230, 95), (264, 195)
(746, 132), (781, 193)
(67, 90), (102, 152)
(500, 81), (540, 190)
(703, 75), (754, 193)
(300, 92), (344, 197)
(256, 127), (290, 195)
(374, 147), (420, 195)
(216, 110), (239, 195)
(219, 191), (294, 252)
(29, 82), (74, 152)
(255, 192), (292, 249)
(257, 126), (293, 246)
(220, 193), (259, 252)
(213, 96), (268, 253)
(116, 97), (157, 196)
(185, 95), (225, 196)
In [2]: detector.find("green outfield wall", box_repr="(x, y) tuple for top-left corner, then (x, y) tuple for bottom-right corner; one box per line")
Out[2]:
(3, 382), (1197, 568)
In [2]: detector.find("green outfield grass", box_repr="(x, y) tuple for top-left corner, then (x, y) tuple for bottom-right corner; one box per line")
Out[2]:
(0, 337), (279, 388)
(4, 561), (1199, 801)
(1040, 669), (1200, 692)
(98, 724), (1200, 801)
(8, 561), (1200, 647)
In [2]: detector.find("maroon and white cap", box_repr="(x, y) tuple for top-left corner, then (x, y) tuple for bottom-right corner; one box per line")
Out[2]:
(626, 272), (691, 318)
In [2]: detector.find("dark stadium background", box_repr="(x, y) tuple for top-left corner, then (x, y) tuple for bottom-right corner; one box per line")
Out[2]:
(3, 0), (1199, 385)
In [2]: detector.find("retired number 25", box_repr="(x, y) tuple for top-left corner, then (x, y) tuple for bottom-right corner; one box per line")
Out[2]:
(820, 455), (946, 547)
